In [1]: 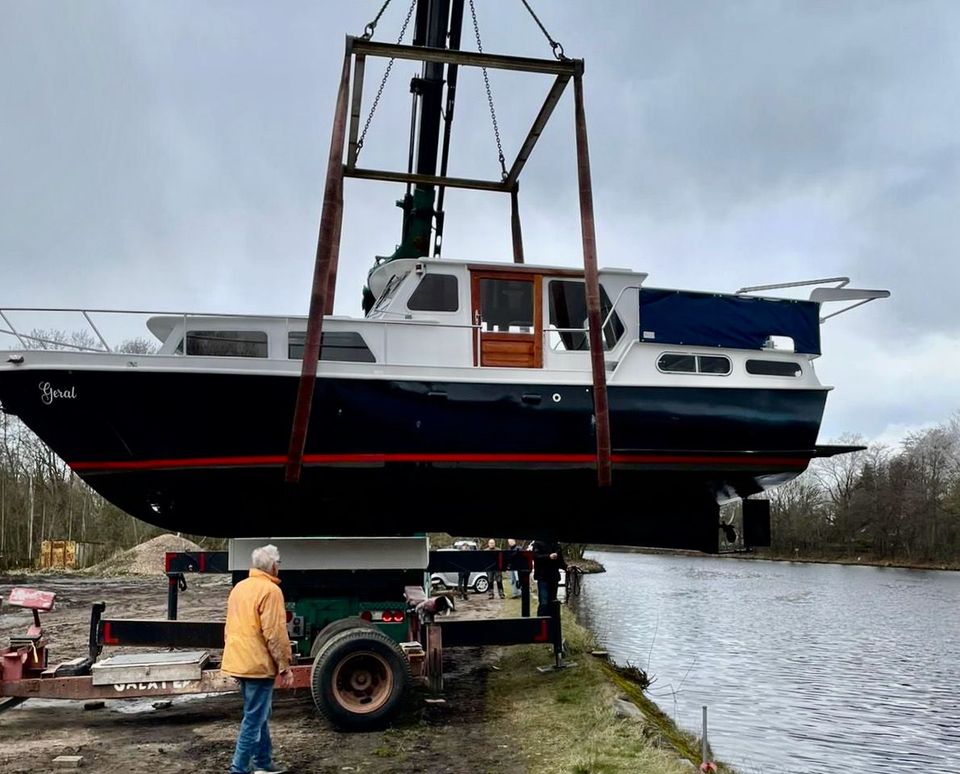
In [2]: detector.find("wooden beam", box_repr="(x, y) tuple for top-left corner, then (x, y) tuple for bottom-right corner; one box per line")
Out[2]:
(345, 166), (509, 192)
(351, 38), (581, 77)
(505, 74), (570, 188)
(573, 74), (612, 488)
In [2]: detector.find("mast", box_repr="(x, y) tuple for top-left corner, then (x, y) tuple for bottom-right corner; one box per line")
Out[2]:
(363, 0), (462, 312)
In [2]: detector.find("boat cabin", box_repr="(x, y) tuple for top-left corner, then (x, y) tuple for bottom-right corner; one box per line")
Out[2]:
(142, 257), (838, 390)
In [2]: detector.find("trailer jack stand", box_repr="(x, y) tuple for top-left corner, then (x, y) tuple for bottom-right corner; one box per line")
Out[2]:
(536, 606), (576, 673)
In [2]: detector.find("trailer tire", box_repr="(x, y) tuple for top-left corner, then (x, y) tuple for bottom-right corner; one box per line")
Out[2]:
(311, 627), (410, 730)
(310, 617), (376, 658)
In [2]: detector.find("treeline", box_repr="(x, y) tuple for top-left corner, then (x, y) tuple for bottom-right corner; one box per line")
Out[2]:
(0, 330), (198, 570)
(0, 412), (163, 569)
(753, 416), (960, 564)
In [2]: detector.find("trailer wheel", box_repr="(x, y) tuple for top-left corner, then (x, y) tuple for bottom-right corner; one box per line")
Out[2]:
(310, 617), (376, 658)
(311, 628), (410, 730)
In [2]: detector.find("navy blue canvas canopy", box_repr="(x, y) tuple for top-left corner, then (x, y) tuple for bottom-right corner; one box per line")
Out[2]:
(638, 288), (821, 355)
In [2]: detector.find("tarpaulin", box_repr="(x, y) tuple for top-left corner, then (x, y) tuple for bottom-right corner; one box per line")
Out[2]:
(638, 288), (821, 355)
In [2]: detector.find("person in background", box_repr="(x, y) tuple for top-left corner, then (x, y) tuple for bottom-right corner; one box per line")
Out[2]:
(223, 544), (293, 774)
(507, 538), (522, 598)
(531, 539), (566, 617)
(457, 542), (471, 600)
(485, 538), (505, 599)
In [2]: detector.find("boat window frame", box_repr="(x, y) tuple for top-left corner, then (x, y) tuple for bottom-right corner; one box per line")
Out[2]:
(656, 351), (732, 377)
(406, 273), (459, 313)
(745, 359), (802, 377)
(287, 330), (377, 363)
(183, 329), (269, 359)
(546, 278), (626, 352)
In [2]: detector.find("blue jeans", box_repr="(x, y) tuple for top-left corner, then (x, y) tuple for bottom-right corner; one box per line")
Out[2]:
(510, 570), (520, 597)
(230, 677), (275, 773)
(537, 579), (558, 618)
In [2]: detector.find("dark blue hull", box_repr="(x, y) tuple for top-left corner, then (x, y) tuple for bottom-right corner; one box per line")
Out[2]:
(0, 368), (827, 551)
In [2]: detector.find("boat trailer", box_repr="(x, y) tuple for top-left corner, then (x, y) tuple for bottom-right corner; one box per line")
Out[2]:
(0, 537), (567, 728)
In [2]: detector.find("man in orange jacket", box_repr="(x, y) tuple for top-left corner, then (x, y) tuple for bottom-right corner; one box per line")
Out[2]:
(223, 544), (294, 774)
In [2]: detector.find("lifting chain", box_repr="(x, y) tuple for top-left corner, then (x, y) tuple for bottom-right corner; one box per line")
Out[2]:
(362, 0), (393, 40)
(357, 0), (418, 156)
(468, 0), (507, 180)
(519, 0), (567, 60)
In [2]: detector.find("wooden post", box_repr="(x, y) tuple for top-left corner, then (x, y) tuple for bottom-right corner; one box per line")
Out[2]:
(573, 74), (612, 488)
(426, 623), (443, 694)
(286, 43), (352, 483)
(510, 186), (525, 264)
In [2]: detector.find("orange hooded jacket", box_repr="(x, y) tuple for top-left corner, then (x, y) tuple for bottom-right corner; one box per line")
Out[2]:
(221, 568), (291, 678)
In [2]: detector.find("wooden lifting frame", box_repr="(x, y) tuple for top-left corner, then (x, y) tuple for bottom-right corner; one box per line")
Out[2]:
(286, 37), (612, 489)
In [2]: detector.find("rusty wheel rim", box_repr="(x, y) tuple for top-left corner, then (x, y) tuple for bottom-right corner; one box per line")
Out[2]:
(331, 650), (393, 714)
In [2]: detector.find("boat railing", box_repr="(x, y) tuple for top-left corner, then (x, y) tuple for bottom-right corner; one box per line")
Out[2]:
(735, 277), (891, 321)
(0, 306), (490, 366)
(0, 306), (296, 354)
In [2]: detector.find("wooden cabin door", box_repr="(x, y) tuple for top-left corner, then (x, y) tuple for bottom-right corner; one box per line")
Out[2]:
(470, 271), (543, 368)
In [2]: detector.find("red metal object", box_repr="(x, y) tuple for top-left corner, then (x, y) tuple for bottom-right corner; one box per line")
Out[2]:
(2, 587), (53, 682)
(1, 646), (46, 682)
(573, 73), (612, 488)
(8, 588), (55, 612)
(0, 665), (312, 701)
(285, 44), (352, 484)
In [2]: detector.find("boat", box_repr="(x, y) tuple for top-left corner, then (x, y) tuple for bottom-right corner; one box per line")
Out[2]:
(0, 3), (889, 551)
(0, 266), (887, 551)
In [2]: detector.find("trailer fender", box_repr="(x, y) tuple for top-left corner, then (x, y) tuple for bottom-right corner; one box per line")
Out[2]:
(309, 617), (376, 658)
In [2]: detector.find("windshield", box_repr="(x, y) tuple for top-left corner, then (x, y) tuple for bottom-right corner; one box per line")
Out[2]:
(374, 271), (410, 313)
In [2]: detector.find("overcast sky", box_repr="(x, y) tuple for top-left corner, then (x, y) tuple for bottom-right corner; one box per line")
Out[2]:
(2, 1), (958, 446)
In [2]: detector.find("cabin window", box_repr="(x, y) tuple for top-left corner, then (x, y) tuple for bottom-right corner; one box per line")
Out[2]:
(547, 280), (624, 351)
(698, 355), (732, 375)
(288, 331), (376, 363)
(185, 330), (267, 358)
(407, 274), (458, 312)
(657, 352), (731, 376)
(479, 278), (533, 332)
(746, 359), (801, 377)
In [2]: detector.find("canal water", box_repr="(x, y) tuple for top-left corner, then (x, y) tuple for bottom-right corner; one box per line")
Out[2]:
(576, 551), (960, 774)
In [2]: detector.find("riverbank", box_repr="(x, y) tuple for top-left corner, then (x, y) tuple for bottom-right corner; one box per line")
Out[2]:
(590, 544), (959, 571)
(480, 601), (732, 773)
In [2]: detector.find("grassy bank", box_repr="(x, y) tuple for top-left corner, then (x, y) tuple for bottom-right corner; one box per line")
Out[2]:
(481, 603), (733, 774)
(732, 549), (959, 571)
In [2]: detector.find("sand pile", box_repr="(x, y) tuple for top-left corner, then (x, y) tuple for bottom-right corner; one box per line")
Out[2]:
(86, 533), (203, 576)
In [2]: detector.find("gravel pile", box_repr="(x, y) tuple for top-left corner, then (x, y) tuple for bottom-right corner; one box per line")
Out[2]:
(85, 534), (203, 576)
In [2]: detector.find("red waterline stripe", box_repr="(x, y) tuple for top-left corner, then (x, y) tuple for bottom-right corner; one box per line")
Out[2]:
(69, 452), (811, 472)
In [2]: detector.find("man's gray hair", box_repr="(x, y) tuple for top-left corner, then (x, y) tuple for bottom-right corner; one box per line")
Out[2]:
(251, 544), (281, 572)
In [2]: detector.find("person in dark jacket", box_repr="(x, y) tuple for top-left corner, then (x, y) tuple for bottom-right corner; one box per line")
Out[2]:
(531, 539), (566, 617)
(485, 538), (505, 599)
(506, 538), (522, 598)
(456, 542), (471, 600)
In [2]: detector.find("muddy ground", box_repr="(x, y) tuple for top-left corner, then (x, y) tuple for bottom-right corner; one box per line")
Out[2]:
(0, 573), (518, 774)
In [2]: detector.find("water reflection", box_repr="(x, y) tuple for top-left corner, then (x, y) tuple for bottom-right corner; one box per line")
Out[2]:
(577, 552), (960, 774)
